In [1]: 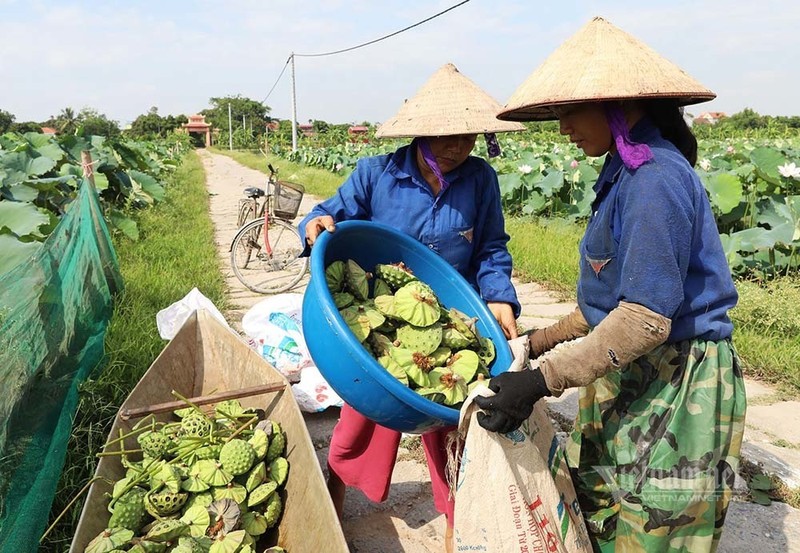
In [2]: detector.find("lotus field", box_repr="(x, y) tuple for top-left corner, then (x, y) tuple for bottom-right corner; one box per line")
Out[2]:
(0, 132), (188, 275)
(280, 133), (800, 278)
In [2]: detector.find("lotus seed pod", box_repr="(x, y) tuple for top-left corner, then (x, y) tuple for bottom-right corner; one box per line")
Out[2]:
(476, 336), (496, 365)
(372, 278), (393, 298)
(393, 281), (441, 326)
(179, 504), (211, 538)
(212, 482), (248, 504)
(446, 307), (480, 345)
(375, 262), (417, 290)
(429, 346), (451, 367)
(263, 491), (283, 528)
(247, 480), (278, 507)
(214, 399), (252, 422)
(208, 529), (246, 553)
(85, 528), (135, 553)
(248, 428), (269, 460)
(265, 456), (289, 487)
(468, 373), (490, 394)
(108, 487), (147, 532)
(194, 443), (222, 461)
(145, 519), (190, 542)
(367, 332), (395, 357)
(332, 291), (354, 309)
(144, 490), (188, 517)
(447, 350), (481, 382)
(373, 294), (400, 319)
(395, 323), (442, 355)
(389, 348), (432, 388)
(378, 354), (409, 385)
(180, 414), (213, 438)
(149, 462), (182, 493)
(183, 491), (214, 511)
(127, 541), (167, 553)
(207, 499), (242, 535)
(441, 326), (472, 350)
(344, 259), (372, 301)
(193, 460), (234, 487)
(243, 461), (266, 492)
(338, 306), (371, 343)
(265, 421), (285, 462)
(263, 548), (287, 553)
(137, 430), (171, 459)
(218, 439), (256, 476)
(428, 366), (470, 406)
(241, 510), (268, 536)
(325, 260), (347, 293)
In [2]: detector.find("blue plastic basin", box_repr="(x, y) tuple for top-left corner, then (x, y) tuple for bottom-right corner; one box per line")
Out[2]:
(302, 220), (512, 433)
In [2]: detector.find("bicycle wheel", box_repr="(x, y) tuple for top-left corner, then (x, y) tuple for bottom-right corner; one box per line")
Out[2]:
(237, 199), (256, 228)
(230, 217), (309, 294)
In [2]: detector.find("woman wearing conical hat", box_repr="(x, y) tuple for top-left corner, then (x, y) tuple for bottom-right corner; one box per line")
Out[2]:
(299, 62), (524, 550)
(475, 17), (745, 552)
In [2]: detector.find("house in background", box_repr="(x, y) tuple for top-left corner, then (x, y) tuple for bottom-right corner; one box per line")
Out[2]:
(347, 125), (369, 142)
(41, 127), (57, 135)
(181, 114), (212, 147)
(693, 111), (727, 125)
(298, 123), (315, 137)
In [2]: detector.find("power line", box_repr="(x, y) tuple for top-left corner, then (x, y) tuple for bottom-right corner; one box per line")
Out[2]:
(294, 0), (472, 58)
(261, 56), (291, 104)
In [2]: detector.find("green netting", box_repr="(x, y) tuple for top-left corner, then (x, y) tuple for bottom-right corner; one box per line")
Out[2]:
(0, 179), (122, 550)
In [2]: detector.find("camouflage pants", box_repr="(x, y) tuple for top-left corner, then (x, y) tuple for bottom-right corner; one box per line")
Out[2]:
(566, 339), (746, 553)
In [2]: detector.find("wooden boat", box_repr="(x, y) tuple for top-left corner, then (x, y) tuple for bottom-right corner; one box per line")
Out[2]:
(70, 310), (348, 552)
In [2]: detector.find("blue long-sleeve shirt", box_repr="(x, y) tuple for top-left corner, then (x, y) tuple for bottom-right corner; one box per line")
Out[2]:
(577, 118), (738, 342)
(298, 144), (521, 317)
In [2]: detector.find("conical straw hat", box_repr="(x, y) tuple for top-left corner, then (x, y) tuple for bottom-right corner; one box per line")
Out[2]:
(376, 63), (524, 137)
(498, 17), (716, 121)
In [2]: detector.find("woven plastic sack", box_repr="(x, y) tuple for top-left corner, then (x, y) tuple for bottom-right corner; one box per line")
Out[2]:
(452, 338), (593, 553)
(0, 180), (121, 550)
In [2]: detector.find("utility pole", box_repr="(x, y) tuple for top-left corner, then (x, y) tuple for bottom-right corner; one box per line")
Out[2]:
(290, 53), (298, 152)
(228, 103), (233, 150)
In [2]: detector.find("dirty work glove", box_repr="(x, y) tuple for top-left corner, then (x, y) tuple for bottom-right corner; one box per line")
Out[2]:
(474, 369), (551, 433)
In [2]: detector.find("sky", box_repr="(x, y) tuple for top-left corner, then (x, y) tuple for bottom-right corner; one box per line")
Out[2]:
(1, 0), (798, 127)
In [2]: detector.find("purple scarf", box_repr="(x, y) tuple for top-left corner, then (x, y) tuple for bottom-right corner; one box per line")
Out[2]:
(604, 104), (653, 170)
(416, 138), (449, 195)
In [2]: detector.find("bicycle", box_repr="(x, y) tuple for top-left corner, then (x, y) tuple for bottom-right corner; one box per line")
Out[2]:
(229, 163), (309, 294)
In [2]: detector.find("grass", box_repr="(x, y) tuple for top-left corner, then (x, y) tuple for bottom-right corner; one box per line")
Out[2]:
(505, 216), (584, 297)
(41, 151), (227, 550)
(211, 148), (342, 199)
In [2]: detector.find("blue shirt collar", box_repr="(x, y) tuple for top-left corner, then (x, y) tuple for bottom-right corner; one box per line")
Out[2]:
(387, 142), (466, 190)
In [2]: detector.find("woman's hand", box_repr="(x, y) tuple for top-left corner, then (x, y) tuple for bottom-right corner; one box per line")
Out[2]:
(304, 215), (336, 246)
(487, 302), (518, 339)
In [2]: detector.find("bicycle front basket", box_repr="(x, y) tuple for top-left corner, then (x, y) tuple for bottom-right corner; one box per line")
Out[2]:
(273, 180), (305, 219)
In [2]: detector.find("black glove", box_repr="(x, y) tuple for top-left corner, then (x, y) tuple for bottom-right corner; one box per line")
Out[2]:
(474, 369), (551, 433)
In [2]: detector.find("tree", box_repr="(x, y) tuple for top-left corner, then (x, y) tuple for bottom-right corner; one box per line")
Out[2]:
(129, 107), (187, 139)
(0, 109), (15, 133)
(78, 107), (120, 137)
(201, 95), (271, 137)
(10, 121), (43, 133)
(56, 107), (79, 134)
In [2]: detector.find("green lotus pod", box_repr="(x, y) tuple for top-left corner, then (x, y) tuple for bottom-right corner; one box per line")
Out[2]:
(395, 323), (442, 355)
(219, 439), (256, 476)
(389, 348), (432, 388)
(427, 351), (479, 406)
(110, 477), (133, 502)
(149, 461), (182, 493)
(247, 480), (278, 507)
(137, 430), (171, 459)
(144, 489), (188, 517)
(393, 281), (441, 326)
(243, 461), (266, 492)
(214, 399), (253, 422)
(325, 259), (347, 293)
(378, 354), (408, 386)
(193, 460), (234, 487)
(173, 536), (212, 553)
(441, 326), (472, 349)
(367, 331), (395, 357)
(372, 277), (393, 298)
(127, 540), (167, 553)
(145, 519), (190, 542)
(375, 261), (418, 290)
(212, 482), (248, 504)
(179, 504), (211, 538)
(446, 307), (480, 345)
(266, 456), (289, 487)
(332, 291), (354, 308)
(209, 529), (246, 553)
(183, 490), (214, 511)
(266, 421), (286, 462)
(241, 510), (269, 536)
(108, 487), (147, 532)
(343, 259), (371, 300)
(468, 373), (491, 394)
(414, 388), (445, 403)
(207, 499), (242, 536)
(239, 545), (256, 553)
(447, 349), (480, 383)
(429, 346), (451, 367)
(263, 548), (287, 553)
(181, 465), (211, 493)
(195, 443), (223, 461)
(476, 336), (496, 366)
(339, 306), (371, 343)
(263, 491), (283, 528)
(180, 414), (214, 438)
(173, 406), (197, 418)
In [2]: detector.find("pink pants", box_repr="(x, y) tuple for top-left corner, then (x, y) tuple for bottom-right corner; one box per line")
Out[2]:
(328, 404), (456, 526)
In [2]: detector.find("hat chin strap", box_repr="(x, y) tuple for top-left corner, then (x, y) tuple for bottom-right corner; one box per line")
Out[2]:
(604, 104), (653, 170)
(416, 138), (450, 194)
